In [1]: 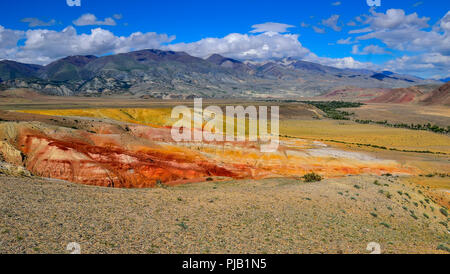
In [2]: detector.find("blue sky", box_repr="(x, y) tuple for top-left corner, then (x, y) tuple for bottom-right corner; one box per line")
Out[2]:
(0, 0), (449, 78)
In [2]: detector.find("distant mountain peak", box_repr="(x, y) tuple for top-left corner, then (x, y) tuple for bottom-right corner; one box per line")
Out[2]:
(206, 54), (242, 64)
(49, 55), (98, 67)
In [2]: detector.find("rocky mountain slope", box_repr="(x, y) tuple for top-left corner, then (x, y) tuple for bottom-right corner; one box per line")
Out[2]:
(0, 49), (439, 98)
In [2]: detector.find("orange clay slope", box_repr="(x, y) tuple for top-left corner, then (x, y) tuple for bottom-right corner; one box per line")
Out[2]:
(0, 109), (414, 188)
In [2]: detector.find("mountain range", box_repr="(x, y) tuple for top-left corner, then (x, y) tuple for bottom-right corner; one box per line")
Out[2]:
(0, 49), (441, 98)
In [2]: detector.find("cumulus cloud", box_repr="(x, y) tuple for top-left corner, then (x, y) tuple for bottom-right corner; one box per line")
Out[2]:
(365, 9), (429, 30)
(384, 53), (450, 78)
(0, 26), (24, 60)
(322, 14), (342, 31)
(73, 13), (117, 26)
(6, 26), (174, 64)
(250, 22), (295, 33)
(306, 54), (379, 70)
(0, 25), (24, 49)
(21, 18), (56, 27)
(344, 9), (450, 77)
(167, 32), (311, 60)
(351, 44), (391, 55)
(332, 1), (341, 6)
(355, 10), (449, 55)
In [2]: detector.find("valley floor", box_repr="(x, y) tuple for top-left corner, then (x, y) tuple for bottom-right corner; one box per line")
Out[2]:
(0, 93), (448, 254)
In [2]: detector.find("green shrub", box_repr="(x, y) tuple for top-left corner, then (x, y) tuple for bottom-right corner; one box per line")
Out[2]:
(437, 244), (450, 252)
(176, 222), (188, 230)
(302, 172), (322, 182)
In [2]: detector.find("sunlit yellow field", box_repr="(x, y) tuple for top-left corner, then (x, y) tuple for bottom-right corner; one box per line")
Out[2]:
(281, 119), (450, 154)
(19, 108), (175, 127)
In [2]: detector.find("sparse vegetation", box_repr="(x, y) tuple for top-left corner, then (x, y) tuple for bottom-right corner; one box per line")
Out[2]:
(301, 101), (364, 120)
(176, 222), (188, 230)
(302, 172), (322, 182)
(437, 244), (450, 253)
(355, 119), (449, 134)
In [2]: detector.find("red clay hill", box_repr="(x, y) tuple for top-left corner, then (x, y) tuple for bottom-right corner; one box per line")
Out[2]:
(368, 86), (424, 104)
(420, 82), (450, 106)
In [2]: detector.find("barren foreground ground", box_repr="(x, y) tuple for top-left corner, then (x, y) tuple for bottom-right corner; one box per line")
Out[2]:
(0, 174), (448, 254)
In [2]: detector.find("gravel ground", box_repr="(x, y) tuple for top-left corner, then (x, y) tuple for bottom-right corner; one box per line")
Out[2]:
(0, 174), (448, 254)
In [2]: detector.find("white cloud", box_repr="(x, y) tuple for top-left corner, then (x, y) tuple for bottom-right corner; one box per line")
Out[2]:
(365, 9), (429, 30)
(312, 26), (325, 34)
(0, 26), (24, 61)
(306, 54), (379, 70)
(0, 25), (24, 49)
(73, 13), (117, 26)
(322, 14), (342, 31)
(351, 9), (450, 56)
(300, 22), (310, 28)
(337, 37), (355, 44)
(21, 18), (56, 27)
(167, 32), (311, 60)
(349, 27), (372, 34)
(250, 22), (295, 33)
(113, 14), (123, 20)
(352, 44), (391, 55)
(332, 1), (341, 6)
(384, 53), (450, 78)
(8, 26), (174, 64)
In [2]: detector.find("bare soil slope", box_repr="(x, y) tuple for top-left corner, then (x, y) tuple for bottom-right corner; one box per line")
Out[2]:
(368, 87), (424, 104)
(421, 82), (450, 106)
